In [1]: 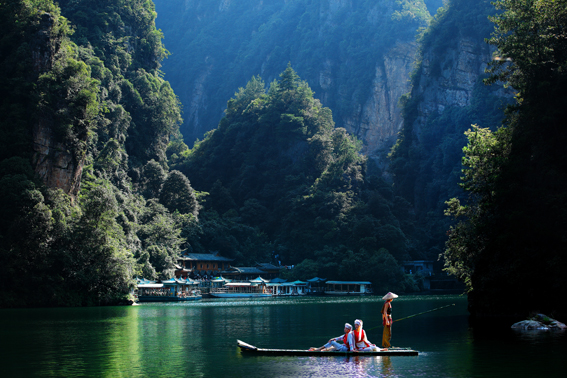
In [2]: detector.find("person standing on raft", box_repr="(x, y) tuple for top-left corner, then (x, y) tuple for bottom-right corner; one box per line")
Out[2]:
(352, 319), (380, 351)
(381, 292), (398, 349)
(309, 323), (354, 351)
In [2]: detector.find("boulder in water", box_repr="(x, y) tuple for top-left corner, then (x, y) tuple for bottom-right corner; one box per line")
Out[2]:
(511, 314), (567, 330)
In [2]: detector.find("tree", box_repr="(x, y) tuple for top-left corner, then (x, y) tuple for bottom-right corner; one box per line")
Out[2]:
(0, 0), (187, 307)
(278, 62), (300, 91)
(443, 125), (510, 292)
(143, 159), (167, 198)
(69, 183), (134, 306)
(174, 67), (407, 281)
(159, 170), (199, 216)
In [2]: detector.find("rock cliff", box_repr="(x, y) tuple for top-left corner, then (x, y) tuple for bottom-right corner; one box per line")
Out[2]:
(411, 37), (510, 140)
(32, 118), (83, 198)
(30, 12), (83, 198)
(342, 41), (417, 159)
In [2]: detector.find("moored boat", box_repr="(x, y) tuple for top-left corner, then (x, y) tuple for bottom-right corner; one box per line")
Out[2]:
(137, 277), (202, 302)
(236, 340), (418, 356)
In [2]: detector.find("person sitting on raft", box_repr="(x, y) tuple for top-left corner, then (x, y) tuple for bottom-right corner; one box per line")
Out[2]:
(352, 319), (380, 351)
(309, 323), (354, 351)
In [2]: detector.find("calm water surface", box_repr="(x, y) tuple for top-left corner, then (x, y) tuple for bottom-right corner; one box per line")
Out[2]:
(1, 295), (566, 377)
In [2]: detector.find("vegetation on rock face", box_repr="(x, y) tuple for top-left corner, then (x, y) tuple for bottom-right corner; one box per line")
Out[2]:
(173, 65), (417, 293)
(443, 0), (567, 319)
(389, 0), (511, 262)
(0, 0), (192, 307)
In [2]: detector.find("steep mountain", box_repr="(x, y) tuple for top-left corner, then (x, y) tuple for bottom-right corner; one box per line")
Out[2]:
(389, 0), (513, 257)
(154, 0), (434, 161)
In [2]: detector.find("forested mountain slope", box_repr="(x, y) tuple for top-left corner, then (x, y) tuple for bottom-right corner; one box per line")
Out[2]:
(0, 0), (196, 307)
(172, 66), (416, 293)
(154, 0), (437, 160)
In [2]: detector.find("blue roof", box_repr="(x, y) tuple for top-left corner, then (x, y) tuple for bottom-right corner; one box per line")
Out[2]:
(307, 277), (327, 283)
(280, 280), (307, 286)
(183, 278), (199, 285)
(270, 277), (288, 283)
(249, 276), (269, 283)
(162, 277), (198, 285)
(137, 277), (156, 284)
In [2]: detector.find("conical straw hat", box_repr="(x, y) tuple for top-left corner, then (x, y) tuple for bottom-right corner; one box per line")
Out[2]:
(382, 292), (398, 300)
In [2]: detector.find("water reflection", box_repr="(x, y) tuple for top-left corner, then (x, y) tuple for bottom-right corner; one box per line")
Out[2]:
(341, 356), (393, 378)
(2, 295), (566, 377)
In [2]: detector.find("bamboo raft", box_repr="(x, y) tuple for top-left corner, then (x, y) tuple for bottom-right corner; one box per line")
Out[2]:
(237, 340), (418, 356)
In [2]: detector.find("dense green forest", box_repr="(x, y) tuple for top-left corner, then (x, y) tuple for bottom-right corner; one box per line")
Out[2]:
(0, 0), (421, 307)
(153, 0), (437, 145)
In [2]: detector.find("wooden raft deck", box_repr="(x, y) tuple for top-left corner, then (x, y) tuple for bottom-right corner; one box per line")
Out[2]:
(237, 340), (419, 357)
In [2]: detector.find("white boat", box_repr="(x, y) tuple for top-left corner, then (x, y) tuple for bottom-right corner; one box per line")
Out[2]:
(324, 281), (373, 296)
(137, 282), (202, 302)
(210, 282), (272, 298)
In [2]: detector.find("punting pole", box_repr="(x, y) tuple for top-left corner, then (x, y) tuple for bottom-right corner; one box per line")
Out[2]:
(393, 303), (455, 323)
(366, 303), (456, 331)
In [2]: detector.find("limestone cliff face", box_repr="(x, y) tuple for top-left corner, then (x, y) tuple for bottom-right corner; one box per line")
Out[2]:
(30, 13), (83, 199)
(314, 1), (417, 159)
(411, 38), (510, 140)
(32, 118), (84, 198)
(340, 42), (417, 158)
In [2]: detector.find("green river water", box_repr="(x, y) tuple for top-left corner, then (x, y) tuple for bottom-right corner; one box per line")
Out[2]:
(1, 295), (565, 377)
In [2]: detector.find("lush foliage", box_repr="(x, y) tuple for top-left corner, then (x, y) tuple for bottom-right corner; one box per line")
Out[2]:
(444, 0), (567, 318)
(0, 0), (191, 307)
(173, 66), (415, 293)
(443, 125), (511, 290)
